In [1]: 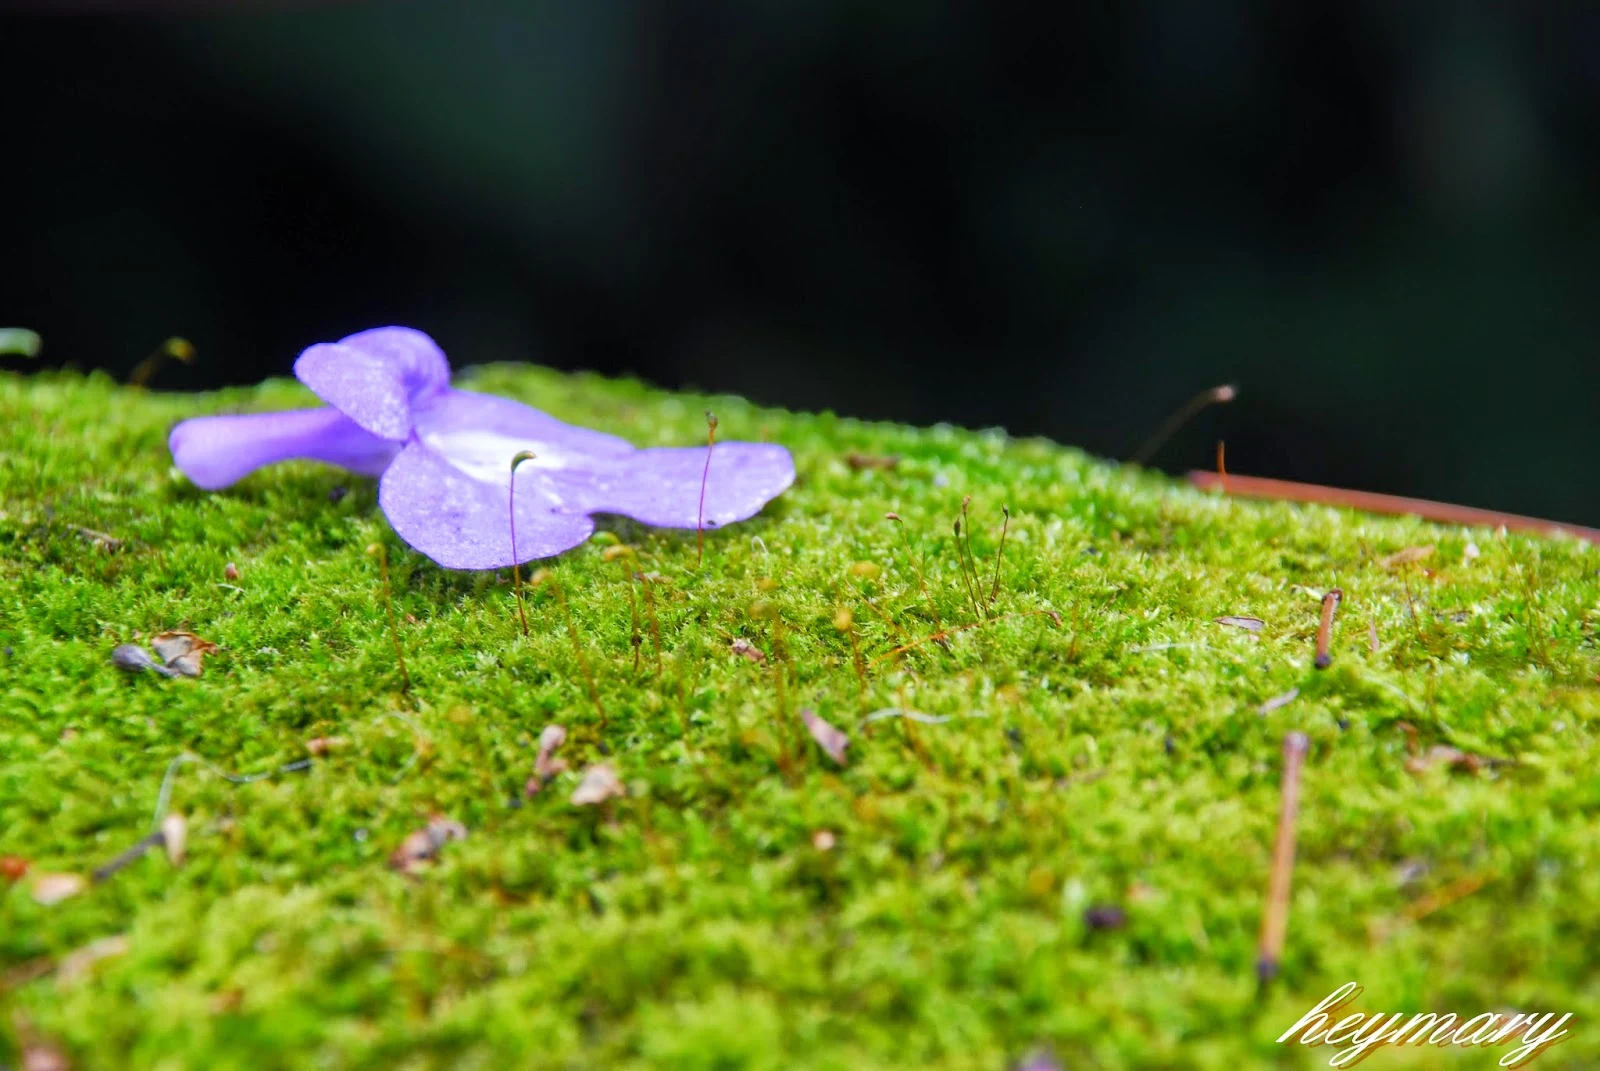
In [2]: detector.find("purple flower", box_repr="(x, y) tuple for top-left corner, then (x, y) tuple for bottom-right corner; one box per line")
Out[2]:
(170, 327), (795, 569)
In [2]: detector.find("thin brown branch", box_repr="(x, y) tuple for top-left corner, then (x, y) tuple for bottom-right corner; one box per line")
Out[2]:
(1189, 471), (1600, 543)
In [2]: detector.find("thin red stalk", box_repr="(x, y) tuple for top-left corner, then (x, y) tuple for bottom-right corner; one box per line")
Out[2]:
(987, 506), (1010, 607)
(510, 451), (537, 636)
(697, 411), (718, 567)
(1131, 384), (1236, 466)
(886, 512), (941, 631)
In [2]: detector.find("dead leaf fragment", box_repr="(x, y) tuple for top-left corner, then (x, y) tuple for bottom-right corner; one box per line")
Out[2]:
(844, 452), (900, 471)
(812, 830), (836, 851)
(1258, 688), (1299, 715)
(1380, 545), (1435, 568)
(1, 855), (27, 882)
(1214, 615), (1265, 631)
(571, 763), (625, 806)
(149, 631), (219, 677)
(31, 872), (86, 905)
(526, 724), (570, 795)
(57, 935), (130, 984)
(389, 814), (467, 874)
(161, 814), (187, 867)
(800, 708), (850, 765)
(730, 638), (766, 663)
(223, 562), (239, 581)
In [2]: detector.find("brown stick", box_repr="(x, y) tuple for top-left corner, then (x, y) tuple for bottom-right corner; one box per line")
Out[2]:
(1189, 471), (1600, 543)
(1257, 731), (1310, 985)
(1314, 588), (1343, 670)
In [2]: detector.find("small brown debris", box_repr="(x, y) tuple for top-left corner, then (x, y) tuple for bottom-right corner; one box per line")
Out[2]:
(1314, 588), (1343, 670)
(210, 989), (244, 1014)
(1405, 745), (1491, 775)
(22, 1040), (70, 1071)
(1214, 615), (1265, 632)
(1258, 688), (1299, 716)
(304, 736), (347, 757)
(389, 815), (467, 875)
(1394, 721), (1420, 755)
(149, 631), (219, 677)
(812, 830), (836, 851)
(57, 935), (130, 984)
(730, 638), (766, 663)
(70, 525), (124, 552)
(800, 708), (850, 765)
(161, 814), (188, 867)
(223, 562), (239, 581)
(571, 763), (625, 806)
(844, 452), (900, 471)
(31, 872), (86, 906)
(525, 724), (570, 796)
(1083, 904), (1126, 931)
(1, 855), (27, 882)
(1379, 545), (1435, 568)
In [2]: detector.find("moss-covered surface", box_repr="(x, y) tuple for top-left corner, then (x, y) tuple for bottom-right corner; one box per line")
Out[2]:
(2, 367), (1598, 1070)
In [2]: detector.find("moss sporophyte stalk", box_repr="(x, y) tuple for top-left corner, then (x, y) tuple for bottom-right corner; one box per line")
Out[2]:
(4, 351), (1600, 1069)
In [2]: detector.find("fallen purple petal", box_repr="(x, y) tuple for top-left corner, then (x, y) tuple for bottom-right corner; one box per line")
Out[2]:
(1214, 615), (1265, 631)
(170, 327), (795, 570)
(112, 645), (177, 678)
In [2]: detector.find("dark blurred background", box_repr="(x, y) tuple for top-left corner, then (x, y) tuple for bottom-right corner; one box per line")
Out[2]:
(5, 2), (1600, 522)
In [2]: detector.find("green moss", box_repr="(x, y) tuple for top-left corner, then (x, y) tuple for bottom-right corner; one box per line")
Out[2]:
(2, 367), (1598, 1069)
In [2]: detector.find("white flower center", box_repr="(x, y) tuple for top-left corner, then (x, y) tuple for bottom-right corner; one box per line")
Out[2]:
(421, 428), (577, 491)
